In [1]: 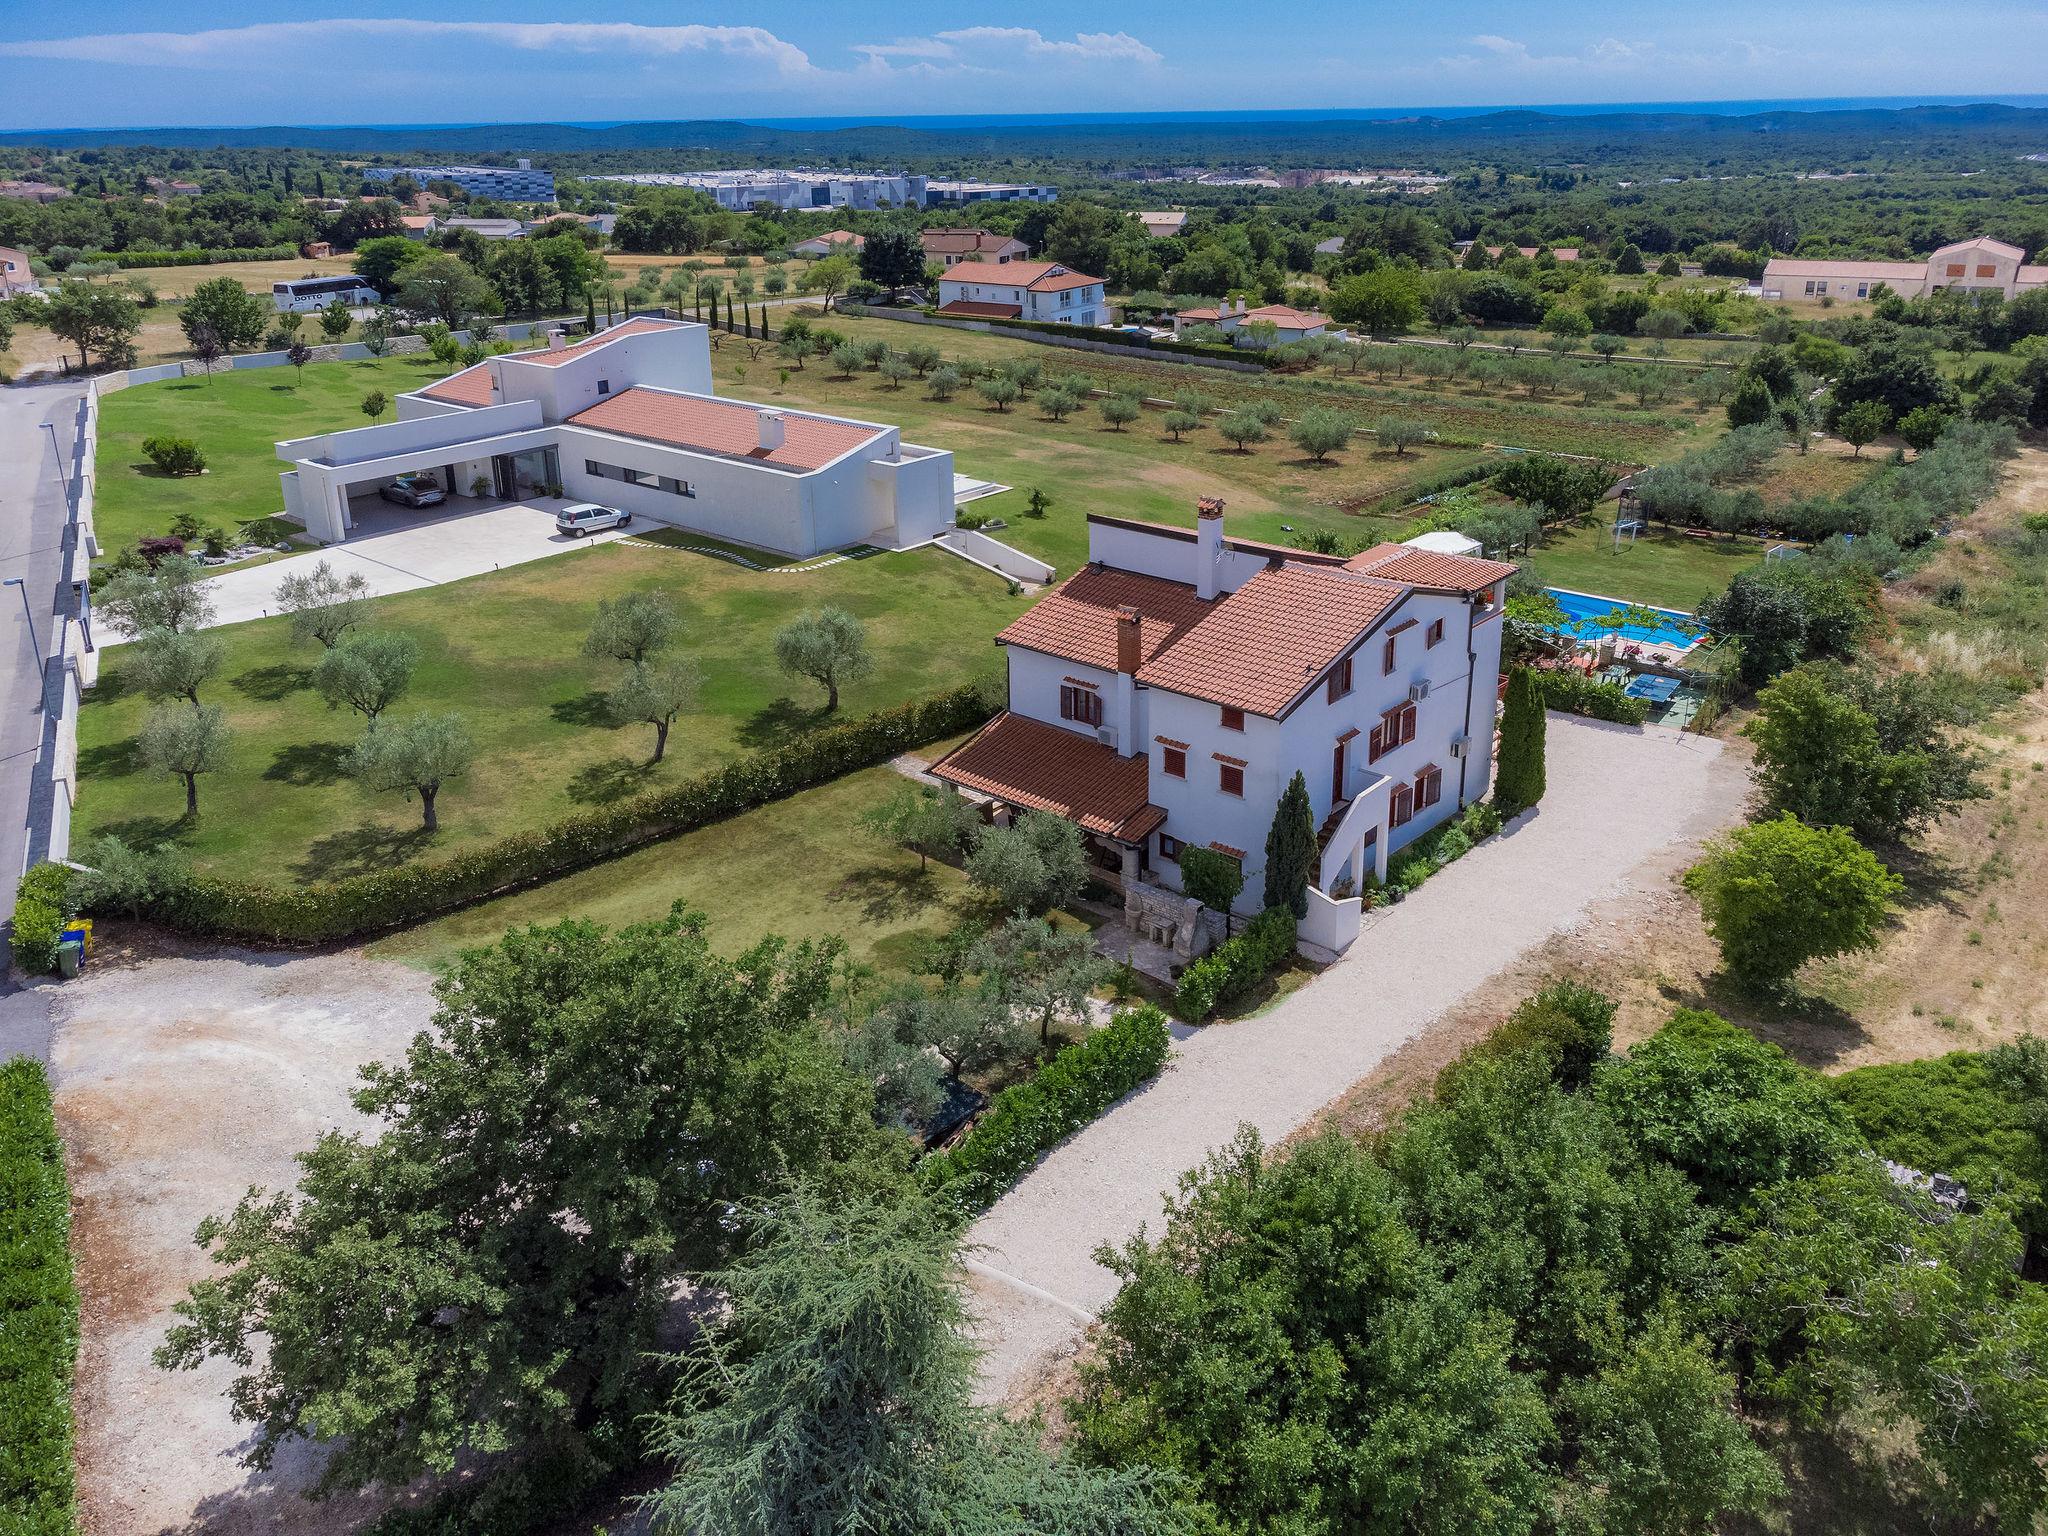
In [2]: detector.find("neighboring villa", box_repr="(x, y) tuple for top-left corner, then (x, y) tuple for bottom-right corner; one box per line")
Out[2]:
(936, 261), (1107, 325)
(1761, 236), (2047, 302)
(921, 228), (1030, 267)
(1135, 210), (1187, 238)
(1172, 300), (1336, 346)
(933, 502), (1511, 955)
(791, 230), (866, 258)
(273, 318), (956, 556)
(1451, 242), (1582, 263)
(0, 245), (37, 297)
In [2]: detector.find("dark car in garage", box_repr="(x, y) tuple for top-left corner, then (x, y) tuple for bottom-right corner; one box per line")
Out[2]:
(381, 474), (447, 508)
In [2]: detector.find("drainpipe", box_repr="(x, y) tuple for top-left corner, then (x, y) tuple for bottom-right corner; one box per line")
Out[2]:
(1458, 593), (1477, 806)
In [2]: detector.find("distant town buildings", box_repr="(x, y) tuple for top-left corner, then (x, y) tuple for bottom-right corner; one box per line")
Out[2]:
(923, 180), (1059, 206)
(1761, 236), (2046, 302)
(590, 170), (927, 211)
(367, 161), (556, 202)
(1135, 210), (1187, 238)
(0, 180), (70, 204)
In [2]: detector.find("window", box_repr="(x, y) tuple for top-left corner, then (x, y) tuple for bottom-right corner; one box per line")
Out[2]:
(1220, 705), (1244, 731)
(1804, 280), (1816, 296)
(1158, 833), (1184, 862)
(596, 379), (611, 396)
(585, 459), (606, 478)
(1426, 617), (1445, 648)
(1219, 763), (1244, 797)
(1390, 783), (1414, 828)
(1326, 655), (1353, 702)
(1946, 262), (1966, 277)
(622, 468), (658, 488)
(1370, 700), (1417, 765)
(1856, 283), (1870, 299)
(1163, 746), (1186, 779)
(658, 476), (694, 497)
(1977, 264), (1997, 279)
(1382, 635), (1397, 675)
(1415, 763), (1443, 809)
(1059, 684), (1103, 727)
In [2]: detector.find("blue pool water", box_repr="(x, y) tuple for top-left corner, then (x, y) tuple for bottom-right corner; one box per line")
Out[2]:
(1545, 588), (1697, 648)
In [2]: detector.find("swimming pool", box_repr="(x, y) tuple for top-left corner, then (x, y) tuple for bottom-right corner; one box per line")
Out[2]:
(1545, 588), (1697, 649)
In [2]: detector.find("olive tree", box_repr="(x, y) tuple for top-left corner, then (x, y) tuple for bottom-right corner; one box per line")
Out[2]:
(99, 554), (217, 635)
(582, 589), (679, 667)
(314, 630), (419, 731)
(345, 712), (475, 832)
(774, 606), (872, 713)
(275, 560), (374, 649)
(130, 627), (225, 709)
(1289, 408), (1355, 463)
(607, 658), (699, 763)
(138, 702), (229, 817)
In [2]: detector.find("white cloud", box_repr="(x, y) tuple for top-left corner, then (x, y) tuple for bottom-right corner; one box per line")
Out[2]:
(0, 19), (817, 73)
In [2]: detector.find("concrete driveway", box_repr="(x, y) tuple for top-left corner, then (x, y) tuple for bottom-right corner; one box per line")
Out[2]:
(105, 498), (636, 640)
(967, 714), (1749, 1402)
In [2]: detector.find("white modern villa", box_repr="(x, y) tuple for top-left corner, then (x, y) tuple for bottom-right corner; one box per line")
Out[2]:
(933, 502), (1512, 954)
(274, 318), (957, 556)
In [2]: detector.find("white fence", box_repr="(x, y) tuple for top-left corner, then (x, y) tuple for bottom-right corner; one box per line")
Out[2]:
(23, 390), (99, 871)
(933, 527), (1056, 585)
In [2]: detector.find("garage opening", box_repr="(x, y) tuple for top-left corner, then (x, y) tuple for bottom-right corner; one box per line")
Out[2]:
(492, 445), (561, 500)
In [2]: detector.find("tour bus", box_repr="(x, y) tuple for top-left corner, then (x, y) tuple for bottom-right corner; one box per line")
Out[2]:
(271, 274), (381, 313)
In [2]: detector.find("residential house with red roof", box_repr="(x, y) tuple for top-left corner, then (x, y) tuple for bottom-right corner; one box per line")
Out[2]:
(920, 228), (1030, 267)
(792, 230), (865, 258)
(273, 318), (955, 555)
(1171, 299), (1336, 346)
(936, 260), (1106, 326)
(1762, 236), (2046, 302)
(933, 501), (1511, 953)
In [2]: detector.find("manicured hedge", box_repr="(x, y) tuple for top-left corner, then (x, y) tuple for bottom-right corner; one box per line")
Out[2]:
(80, 246), (298, 269)
(0, 1058), (79, 1536)
(1172, 906), (1298, 1021)
(921, 1005), (1172, 1215)
(1529, 670), (1652, 725)
(132, 683), (992, 945)
(9, 865), (71, 977)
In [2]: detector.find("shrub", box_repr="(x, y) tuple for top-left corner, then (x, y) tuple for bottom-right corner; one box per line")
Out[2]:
(141, 435), (204, 476)
(1684, 815), (1903, 990)
(116, 683), (993, 944)
(1440, 981), (1616, 1099)
(1528, 670), (1650, 724)
(1179, 845), (1244, 914)
(9, 862), (73, 975)
(920, 1004), (1172, 1215)
(0, 1057), (79, 1536)
(1378, 801), (1500, 896)
(1173, 907), (1298, 1021)
(1493, 668), (1548, 814)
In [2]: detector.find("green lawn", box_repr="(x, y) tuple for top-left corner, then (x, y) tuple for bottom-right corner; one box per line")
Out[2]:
(75, 539), (1018, 884)
(1529, 521), (1766, 613)
(92, 356), (448, 558)
(367, 765), (986, 973)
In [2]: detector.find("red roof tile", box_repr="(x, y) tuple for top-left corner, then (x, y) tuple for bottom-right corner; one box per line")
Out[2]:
(998, 565), (1214, 671)
(567, 389), (883, 472)
(1242, 304), (1329, 329)
(1137, 563), (1406, 717)
(931, 713), (1164, 843)
(937, 299), (1023, 319)
(1344, 544), (1517, 593)
(940, 260), (1101, 293)
(418, 362), (495, 407)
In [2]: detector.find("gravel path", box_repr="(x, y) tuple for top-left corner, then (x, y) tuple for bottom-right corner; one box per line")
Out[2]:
(49, 943), (439, 1535)
(967, 714), (1747, 1402)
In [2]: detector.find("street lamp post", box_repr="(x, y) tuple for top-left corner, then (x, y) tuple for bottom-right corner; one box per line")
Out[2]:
(3, 577), (41, 669)
(42, 420), (71, 503)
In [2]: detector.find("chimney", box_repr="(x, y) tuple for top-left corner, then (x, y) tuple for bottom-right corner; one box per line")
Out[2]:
(1113, 605), (1143, 757)
(757, 410), (786, 453)
(1195, 497), (1225, 601)
(546, 328), (566, 352)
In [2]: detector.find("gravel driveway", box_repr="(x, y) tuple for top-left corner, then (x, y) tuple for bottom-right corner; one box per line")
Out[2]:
(49, 943), (439, 1535)
(968, 715), (1748, 1402)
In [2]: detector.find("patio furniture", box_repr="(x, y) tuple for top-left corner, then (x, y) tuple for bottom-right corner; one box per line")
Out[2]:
(1623, 673), (1682, 704)
(1600, 664), (1631, 688)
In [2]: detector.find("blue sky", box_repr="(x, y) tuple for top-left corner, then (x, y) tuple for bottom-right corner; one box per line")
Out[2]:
(0, 2), (2043, 131)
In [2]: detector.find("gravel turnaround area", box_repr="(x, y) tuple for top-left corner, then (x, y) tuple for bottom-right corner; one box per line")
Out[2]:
(49, 943), (439, 1536)
(967, 714), (1748, 1404)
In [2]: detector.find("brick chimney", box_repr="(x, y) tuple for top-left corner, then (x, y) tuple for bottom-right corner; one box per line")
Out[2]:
(1115, 605), (1142, 675)
(1113, 605), (1143, 756)
(757, 410), (786, 453)
(1195, 497), (1225, 601)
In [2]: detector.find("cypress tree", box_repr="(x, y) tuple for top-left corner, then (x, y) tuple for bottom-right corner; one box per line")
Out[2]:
(1263, 770), (1318, 918)
(1494, 667), (1548, 816)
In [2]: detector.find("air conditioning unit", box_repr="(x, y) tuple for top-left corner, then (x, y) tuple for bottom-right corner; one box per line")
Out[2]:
(1448, 733), (1470, 759)
(1096, 727), (1117, 749)
(1408, 680), (1431, 703)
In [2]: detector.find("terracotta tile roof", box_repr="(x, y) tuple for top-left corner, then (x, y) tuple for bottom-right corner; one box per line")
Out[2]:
(1344, 544), (1517, 593)
(514, 317), (679, 368)
(798, 230), (864, 249)
(922, 228), (1021, 255)
(417, 362), (495, 407)
(1940, 237), (2025, 259)
(1762, 257), (1927, 280)
(937, 299), (1023, 319)
(566, 389), (883, 472)
(931, 712), (1165, 843)
(1243, 304), (1328, 329)
(1177, 306), (1222, 322)
(998, 565), (1214, 670)
(1137, 563), (1406, 717)
(941, 260), (1101, 293)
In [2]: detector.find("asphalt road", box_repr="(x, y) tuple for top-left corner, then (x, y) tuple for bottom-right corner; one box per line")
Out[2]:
(0, 377), (87, 961)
